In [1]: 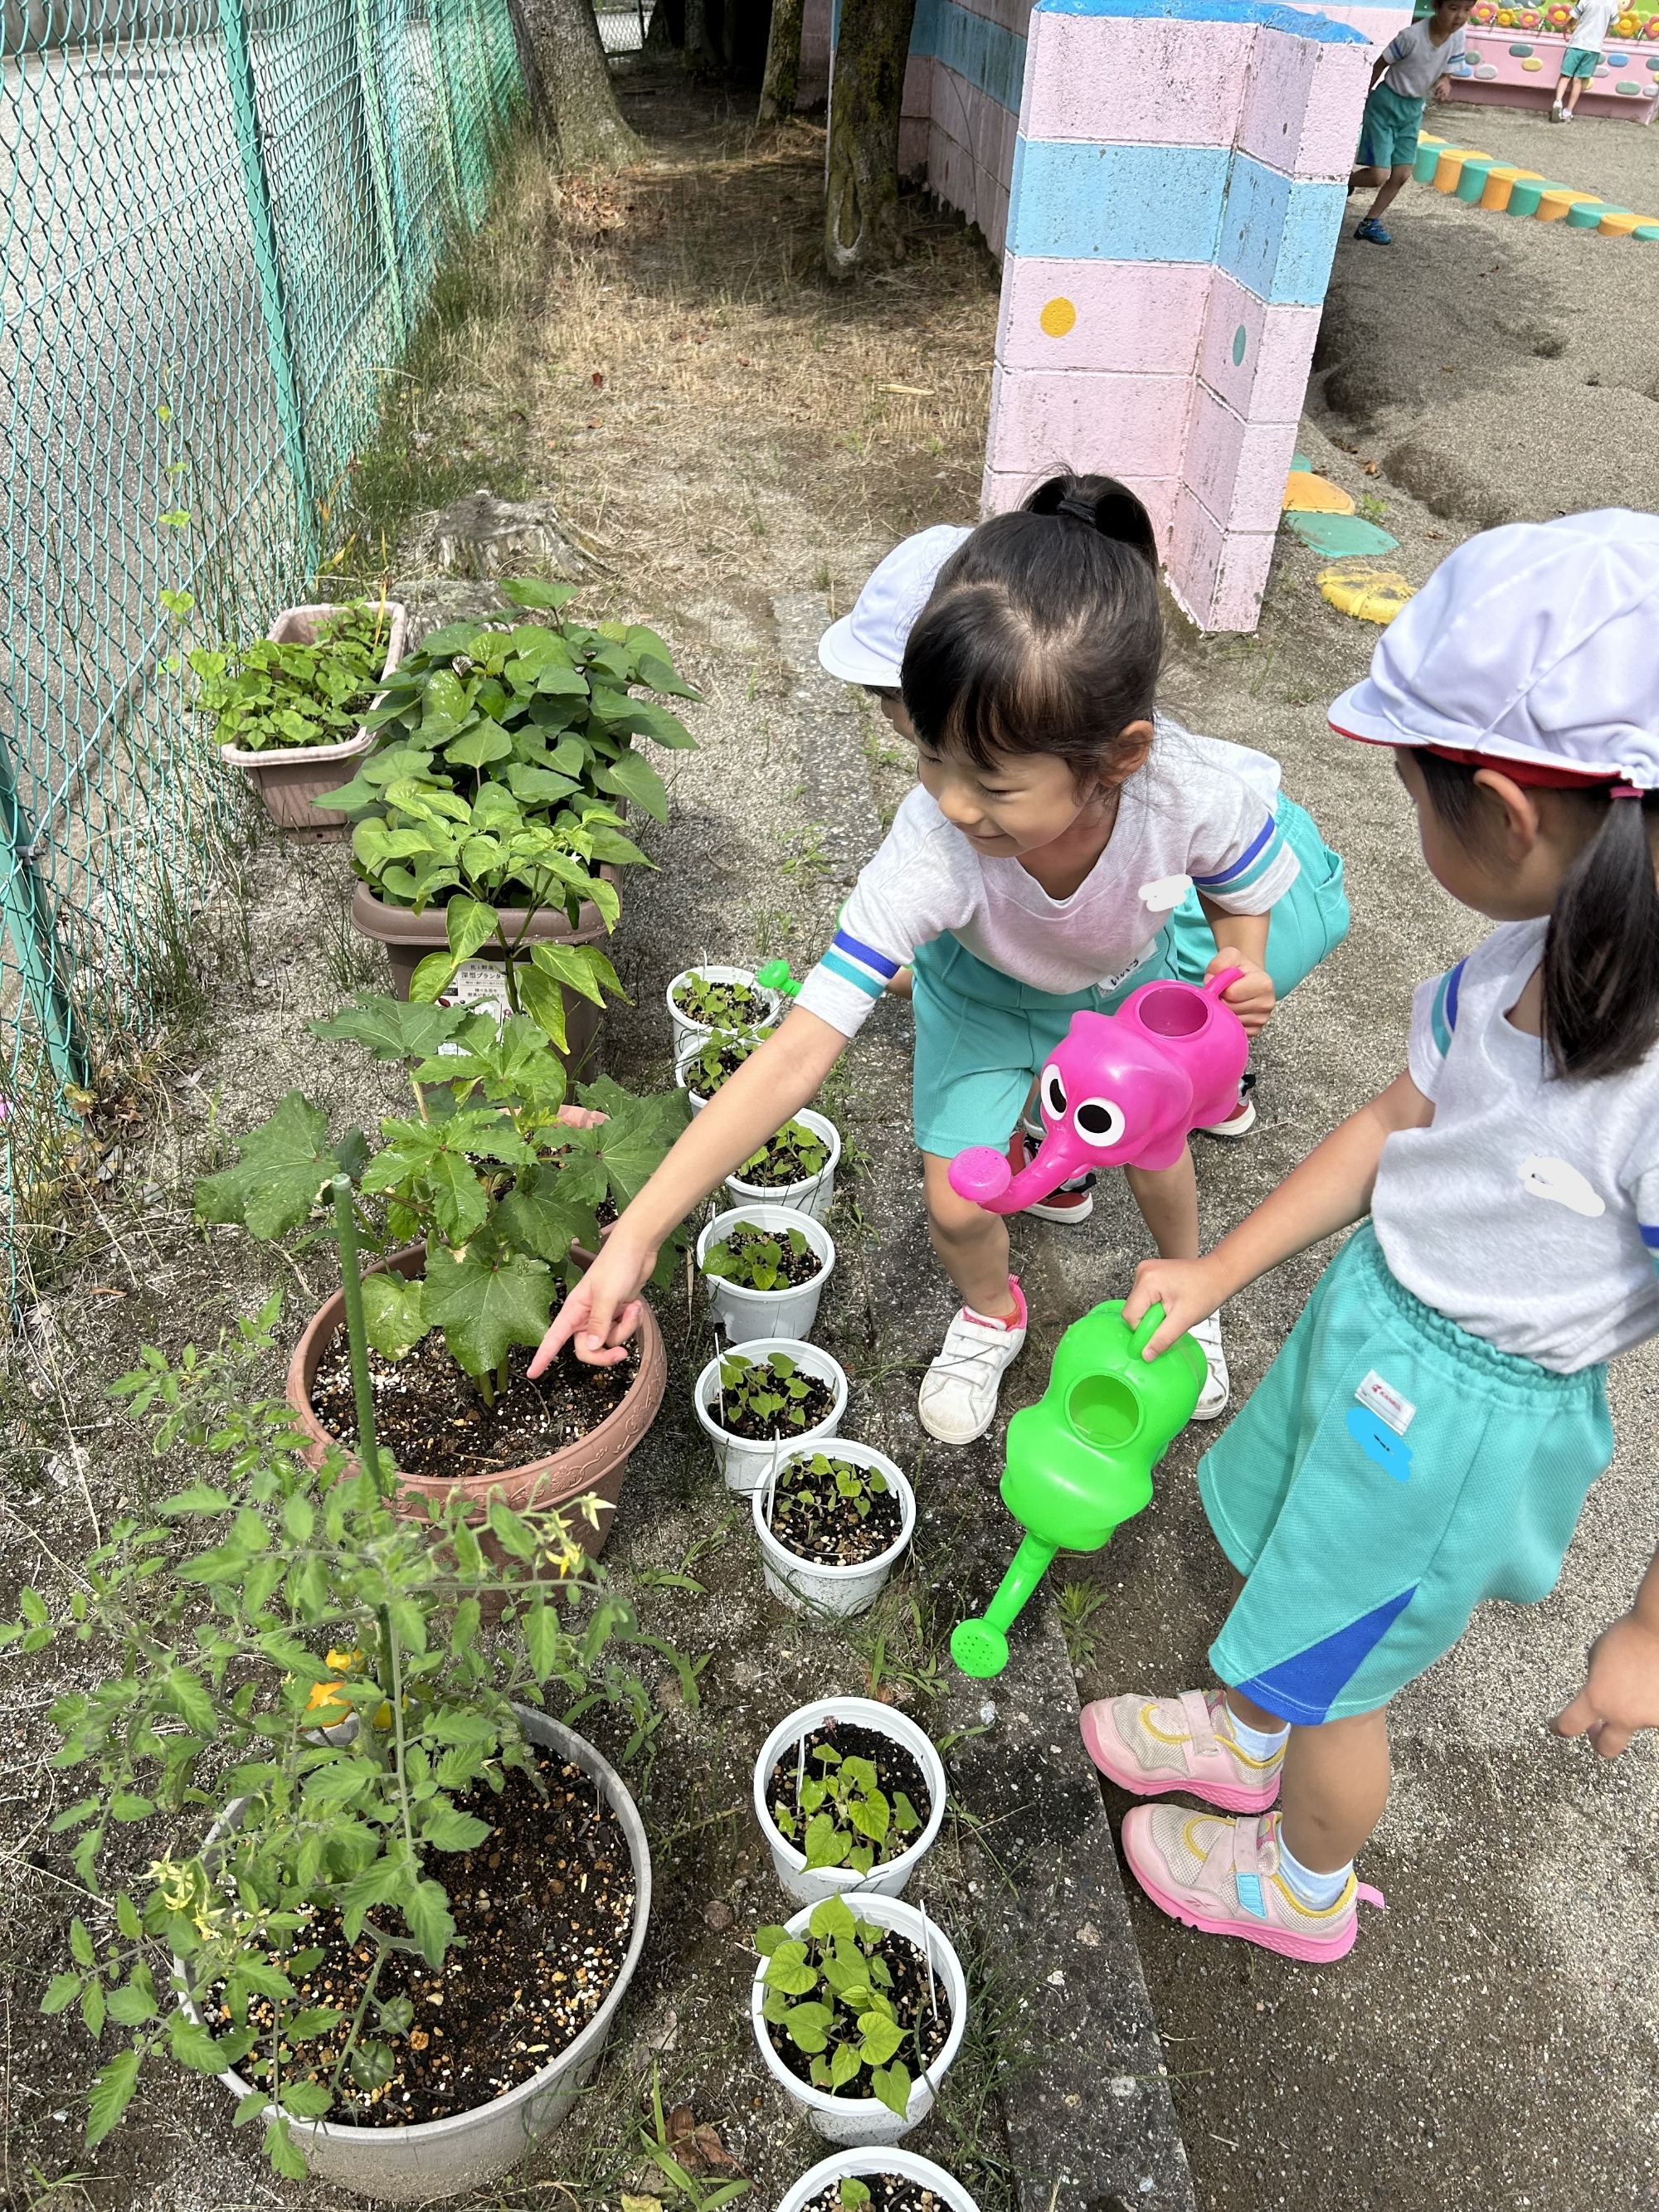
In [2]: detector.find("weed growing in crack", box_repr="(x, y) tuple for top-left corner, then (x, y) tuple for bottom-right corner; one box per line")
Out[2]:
(1057, 1578), (1113, 1671)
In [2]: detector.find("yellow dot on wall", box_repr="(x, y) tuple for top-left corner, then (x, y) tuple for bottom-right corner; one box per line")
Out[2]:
(1039, 296), (1078, 338)
(1521, 53), (1543, 65)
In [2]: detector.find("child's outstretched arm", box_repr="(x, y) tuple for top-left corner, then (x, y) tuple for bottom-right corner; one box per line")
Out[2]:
(528, 1005), (848, 1371)
(1123, 1068), (1435, 1354)
(1553, 1548), (1659, 1759)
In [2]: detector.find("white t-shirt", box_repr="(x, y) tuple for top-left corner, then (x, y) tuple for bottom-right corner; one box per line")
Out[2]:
(794, 720), (1297, 1039)
(1372, 919), (1659, 1373)
(1380, 16), (1467, 96)
(1569, 0), (1617, 51)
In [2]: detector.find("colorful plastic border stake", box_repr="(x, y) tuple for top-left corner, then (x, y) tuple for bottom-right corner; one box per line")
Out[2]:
(1413, 142), (1443, 184)
(1602, 209), (1657, 232)
(1318, 566), (1415, 625)
(1433, 148), (1486, 192)
(1508, 177), (1558, 216)
(1283, 470), (1355, 514)
(1456, 158), (1499, 203)
(1292, 450), (1312, 472)
(1635, 225), (1659, 241)
(1283, 510), (1399, 558)
(1481, 165), (1541, 211)
(1568, 200), (1619, 226)
(1538, 187), (1598, 221)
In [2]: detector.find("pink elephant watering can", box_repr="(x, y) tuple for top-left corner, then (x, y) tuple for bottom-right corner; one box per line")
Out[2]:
(948, 969), (1250, 1213)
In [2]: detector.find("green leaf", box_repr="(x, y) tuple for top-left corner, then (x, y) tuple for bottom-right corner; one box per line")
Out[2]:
(311, 993), (469, 1062)
(445, 721), (513, 769)
(830, 2040), (863, 2091)
(285, 2006), (344, 2040)
(598, 748), (669, 823)
(362, 1269), (430, 1360)
(422, 1240), (552, 1383)
(69, 1918), (95, 1967)
(404, 1877), (457, 1968)
(280, 2079), (335, 2119)
(486, 1498), (538, 1561)
(42, 1971), (81, 2015)
(407, 949), (460, 1005)
(166, 1667), (216, 1737)
(499, 577), (576, 611)
(420, 1806), (491, 1852)
(496, 1165), (592, 1267)
(525, 1597), (563, 1680)
(107, 1983), (158, 2027)
(753, 1923), (790, 1958)
(194, 1092), (353, 1238)
(80, 1980), (106, 2038)
(233, 2089), (270, 2128)
(808, 1894), (857, 1944)
(761, 1943), (817, 1997)
(513, 965), (570, 1053)
(858, 2010), (906, 2065)
(802, 1812), (849, 1870)
(528, 937), (616, 1012)
(85, 2049), (140, 2146)
(784, 2001), (834, 2054)
(265, 2112), (310, 2180)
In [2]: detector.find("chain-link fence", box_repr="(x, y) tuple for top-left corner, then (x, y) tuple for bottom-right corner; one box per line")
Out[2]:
(2, 0), (525, 1289)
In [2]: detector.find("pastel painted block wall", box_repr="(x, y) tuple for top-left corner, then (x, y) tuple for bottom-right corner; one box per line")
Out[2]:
(982, 0), (1370, 631)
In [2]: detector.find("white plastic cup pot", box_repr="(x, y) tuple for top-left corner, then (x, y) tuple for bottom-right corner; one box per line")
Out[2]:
(774, 2148), (984, 2212)
(697, 1204), (835, 1347)
(752, 1694), (947, 1908)
(666, 965), (781, 1053)
(749, 1893), (968, 2146)
(693, 1338), (848, 1494)
(675, 1036), (709, 1116)
(752, 1443), (913, 1619)
(724, 1107), (840, 1224)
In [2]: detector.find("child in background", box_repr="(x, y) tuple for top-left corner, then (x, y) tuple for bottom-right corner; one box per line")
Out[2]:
(532, 476), (1348, 1439)
(1350, 0), (1476, 246)
(1552, 0), (1618, 119)
(1087, 511), (1659, 1962)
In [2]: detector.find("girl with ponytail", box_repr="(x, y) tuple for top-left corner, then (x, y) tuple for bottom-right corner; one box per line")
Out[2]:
(529, 473), (1348, 1446)
(1095, 510), (1659, 1967)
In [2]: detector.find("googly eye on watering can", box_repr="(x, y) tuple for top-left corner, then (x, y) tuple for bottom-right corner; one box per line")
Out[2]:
(947, 970), (1250, 1213)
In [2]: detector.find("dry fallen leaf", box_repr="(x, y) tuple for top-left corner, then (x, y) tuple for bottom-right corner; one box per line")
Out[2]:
(665, 2105), (742, 2175)
(878, 382), (935, 396)
(1363, 461), (1379, 475)
(623, 2195), (665, 2212)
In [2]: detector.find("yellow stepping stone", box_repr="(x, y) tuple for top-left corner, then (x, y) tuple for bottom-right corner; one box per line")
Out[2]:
(1319, 566), (1416, 625)
(1480, 164), (1542, 212)
(1537, 187), (1598, 221)
(1600, 209), (1659, 234)
(1284, 470), (1355, 515)
(1433, 148), (1490, 192)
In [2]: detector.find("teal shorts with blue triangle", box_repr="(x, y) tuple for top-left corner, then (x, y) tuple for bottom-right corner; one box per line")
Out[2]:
(1202, 1223), (1613, 1723)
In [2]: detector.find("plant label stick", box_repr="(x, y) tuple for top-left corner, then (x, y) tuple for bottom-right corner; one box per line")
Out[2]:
(917, 1898), (939, 2024)
(795, 1732), (806, 1810)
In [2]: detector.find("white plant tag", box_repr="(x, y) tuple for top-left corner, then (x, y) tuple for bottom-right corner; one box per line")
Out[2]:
(436, 960), (509, 1053)
(1355, 1369), (1415, 1436)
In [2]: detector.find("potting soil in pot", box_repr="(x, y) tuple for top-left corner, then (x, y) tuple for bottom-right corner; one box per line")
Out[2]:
(708, 1222), (823, 1290)
(200, 1748), (633, 2124)
(799, 2176), (958, 2212)
(674, 976), (771, 1027)
(736, 1121), (829, 1189)
(765, 1455), (902, 1566)
(763, 1924), (951, 2094)
(766, 1721), (932, 1854)
(310, 1316), (636, 1480)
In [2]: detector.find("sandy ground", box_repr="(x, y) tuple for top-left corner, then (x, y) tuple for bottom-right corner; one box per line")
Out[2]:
(1318, 100), (1659, 527)
(5, 69), (1659, 2212)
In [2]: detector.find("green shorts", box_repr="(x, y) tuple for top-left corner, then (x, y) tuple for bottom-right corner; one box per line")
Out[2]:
(1560, 44), (1601, 75)
(1203, 1223), (1613, 1725)
(1356, 82), (1427, 171)
(909, 795), (1349, 1157)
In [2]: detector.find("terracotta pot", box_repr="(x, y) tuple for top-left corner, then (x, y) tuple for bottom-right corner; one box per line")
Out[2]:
(285, 1245), (664, 1557)
(350, 878), (615, 1078)
(220, 600), (409, 839)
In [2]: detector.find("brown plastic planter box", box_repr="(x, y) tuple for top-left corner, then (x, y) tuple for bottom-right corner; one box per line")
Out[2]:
(219, 600), (409, 839)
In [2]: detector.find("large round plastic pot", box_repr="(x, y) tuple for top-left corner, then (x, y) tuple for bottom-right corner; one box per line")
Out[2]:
(221, 601), (409, 839)
(350, 876), (617, 1078)
(693, 1338), (847, 1494)
(752, 1445), (913, 1620)
(749, 1894), (967, 2146)
(697, 1204), (835, 1346)
(775, 2148), (983, 2212)
(666, 965), (781, 1053)
(724, 1109), (840, 1224)
(178, 1708), (649, 2203)
(752, 1695), (946, 1907)
(286, 1245), (664, 1557)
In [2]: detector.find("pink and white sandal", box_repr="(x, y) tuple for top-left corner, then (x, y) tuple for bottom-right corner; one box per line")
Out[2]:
(1082, 1688), (1283, 1815)
(1122, 1806), (1384, 1964)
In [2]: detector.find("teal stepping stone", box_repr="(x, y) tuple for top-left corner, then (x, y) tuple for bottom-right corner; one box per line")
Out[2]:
(1456, 158), (1498, 203)
(1508, 177), (1559, 216)
(1292, 450), (1311, 472)
(1634, 225), (1659, 241)
(1282, 511), (1400, 558)
(1566, 200), (1613, 227)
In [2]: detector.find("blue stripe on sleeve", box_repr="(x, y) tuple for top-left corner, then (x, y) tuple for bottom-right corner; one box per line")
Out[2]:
(1444, 955), (1464, 1034)
(832, 926), (900, 980)
(820, 948), (887, 999)
(1192, 810), (1277, 888)
(1641, 1223), (1659, 1250)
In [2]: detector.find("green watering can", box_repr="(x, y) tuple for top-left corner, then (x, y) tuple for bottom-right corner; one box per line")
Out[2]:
(950, 1300), (1206, 1679)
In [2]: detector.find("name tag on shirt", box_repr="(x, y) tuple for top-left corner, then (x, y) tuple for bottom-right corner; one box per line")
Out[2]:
(1355, 1369), (1416, 1436)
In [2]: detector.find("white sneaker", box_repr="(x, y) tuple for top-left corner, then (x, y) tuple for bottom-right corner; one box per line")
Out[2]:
(1190, 1311), (1230, 1421)
(917, 1278), (1028, 1443)
(1199, 1078), (1256, 1140)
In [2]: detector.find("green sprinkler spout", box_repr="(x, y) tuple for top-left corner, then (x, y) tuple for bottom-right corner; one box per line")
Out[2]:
(756, 958), (802, 999)
(949, 1300), (1207, 1679)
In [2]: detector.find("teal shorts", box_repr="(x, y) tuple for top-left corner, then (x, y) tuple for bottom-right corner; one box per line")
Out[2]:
(1204, 1223), (1613, 1725)
(909, 795), (1349, 1157)
(1356, 82), (1427, 170)
(1560, 44), (1601, 75)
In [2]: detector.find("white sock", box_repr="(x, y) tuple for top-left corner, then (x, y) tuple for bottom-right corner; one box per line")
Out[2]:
(1221, 1704), (1288, 1763)
(1277, 1832), (1352, 1913)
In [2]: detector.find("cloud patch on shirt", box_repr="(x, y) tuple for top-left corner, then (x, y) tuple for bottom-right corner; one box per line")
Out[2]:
(1516, 1155), (1606, 1218)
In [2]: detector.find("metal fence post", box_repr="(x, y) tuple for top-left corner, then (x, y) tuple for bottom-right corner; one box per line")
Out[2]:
(216, 0), (318, 543)
(353, 0), (410, 347)
(0, 741), (89, 1091)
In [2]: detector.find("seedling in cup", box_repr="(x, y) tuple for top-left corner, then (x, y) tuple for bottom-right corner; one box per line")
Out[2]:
(770, 1741), (922, 1877)
(757, 1895), (938, 2118)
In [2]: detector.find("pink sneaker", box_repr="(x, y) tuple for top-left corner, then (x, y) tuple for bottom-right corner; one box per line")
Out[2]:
(1081, 1689), (1282, 1814)
(1121, 1806), (1384, 1963)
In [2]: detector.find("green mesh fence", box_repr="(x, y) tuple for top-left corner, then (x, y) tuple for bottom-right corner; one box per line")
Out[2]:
(1, 0), (524, 1289)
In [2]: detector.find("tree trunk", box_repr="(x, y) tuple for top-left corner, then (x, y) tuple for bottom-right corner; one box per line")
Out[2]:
(757, 0), (802, 118)
(644, 0), (684, 49)
(823, 0), (917, 277)
(518, 0), (644, 169)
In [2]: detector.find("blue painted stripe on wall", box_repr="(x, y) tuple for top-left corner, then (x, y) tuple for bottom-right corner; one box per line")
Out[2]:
(912, 0), (1030, 114)
(1005, 138), (1230, 260)
(1034, 0), (1365, 40)
(1216, 153), (1348, 304)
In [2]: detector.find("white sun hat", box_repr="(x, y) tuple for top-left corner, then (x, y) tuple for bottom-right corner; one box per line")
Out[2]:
(1328, 508), (1659, 789)
(818, 523), (973, 689)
